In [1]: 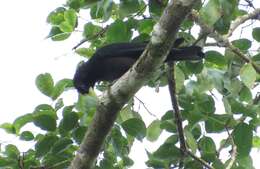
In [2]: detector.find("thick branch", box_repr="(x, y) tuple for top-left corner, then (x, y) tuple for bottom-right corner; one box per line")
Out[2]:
(69, 0), (199, 168)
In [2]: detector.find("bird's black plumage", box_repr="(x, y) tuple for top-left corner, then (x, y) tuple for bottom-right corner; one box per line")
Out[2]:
(73, 40), (204, 94)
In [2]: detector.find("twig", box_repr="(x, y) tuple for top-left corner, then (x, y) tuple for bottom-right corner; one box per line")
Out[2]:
(226, 8), (260, 37)
(134, 96), (157, 117)
(72, 26), (109, 50)
(244, 0), (255, 9)
(190, 10), (260, 74)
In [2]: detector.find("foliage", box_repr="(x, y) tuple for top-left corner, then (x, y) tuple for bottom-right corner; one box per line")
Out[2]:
(0, 0), (260, 169)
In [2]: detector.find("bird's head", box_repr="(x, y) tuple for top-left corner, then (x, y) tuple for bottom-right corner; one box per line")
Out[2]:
(73, 61), (95, 94)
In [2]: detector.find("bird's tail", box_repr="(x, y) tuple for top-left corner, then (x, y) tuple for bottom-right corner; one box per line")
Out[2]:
(165, 46), (205, 61)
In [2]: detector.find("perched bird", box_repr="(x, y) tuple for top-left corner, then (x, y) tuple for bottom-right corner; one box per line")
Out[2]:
(73, 39), (204, 94)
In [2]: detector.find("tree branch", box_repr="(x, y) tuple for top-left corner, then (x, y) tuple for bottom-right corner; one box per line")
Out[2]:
(167, 62), (186, 166)
(69, 0), (199, 168)
(190, 10), (260, 74)
(226, 8), (260, 37)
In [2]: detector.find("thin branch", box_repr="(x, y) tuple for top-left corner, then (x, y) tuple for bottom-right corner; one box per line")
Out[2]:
(167, 62), (186, 168)
(167, 63), (215, 169)
(134, 96), (157, 117)
(190, 10), (260, 74)
(226, 8), (260, 37)
(72, 26), (109, 50)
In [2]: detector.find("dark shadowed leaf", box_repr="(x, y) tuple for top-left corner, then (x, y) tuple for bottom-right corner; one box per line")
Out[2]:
(51, 137), (73, 154)
(106, 20), (132, 43)
(252, 27), (260, 42)
(233, 123), (253, 157)
(20, 131), (34, 141)
(33, 104), (57, 131)
(121, 118), (146, 140)
(4, 144), (20, 159)
(232, 38), (251, 51)
(35, 134), (59, 157)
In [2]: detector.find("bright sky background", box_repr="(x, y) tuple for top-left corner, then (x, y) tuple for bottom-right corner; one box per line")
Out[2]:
(0, 1), (259, 169)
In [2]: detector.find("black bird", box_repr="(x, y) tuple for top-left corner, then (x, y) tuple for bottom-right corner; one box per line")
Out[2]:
(73, 40), (204, 94)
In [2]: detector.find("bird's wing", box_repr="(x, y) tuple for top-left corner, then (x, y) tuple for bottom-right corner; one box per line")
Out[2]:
(94, 43), (147, 59)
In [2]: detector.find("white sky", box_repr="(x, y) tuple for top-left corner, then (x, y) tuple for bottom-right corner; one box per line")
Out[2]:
(0, 1), (259, 169)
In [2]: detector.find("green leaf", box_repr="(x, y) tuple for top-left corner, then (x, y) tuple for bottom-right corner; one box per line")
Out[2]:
(137, 19), (154, 34)
(148, 0), (166, 18)
(185, 61), (204, 74)
(200, 0), (222, 26)
(51, 137), (73, 154)
(83, 22), (102, 39)
(13, 114), (33, 133)
(0, 156), (15, 167)
(233, 123), (253, 157)
(205, 50), (226, 67)
(33, 104), (57, 131)
(205, 114), (231, 133)
(59, 111), (79, 132)
(55, 98), (64, 111)
(147, 120), (162, 142)
(160, 120), (177, 133)
(111, 126), (129, 156)
(252, 53), (260, 64)
(64, 9), (77, 28)
(240, 64), (256, 88)
(75, 47), (95, 58)
(237, 156), (254, 169)
(52, 79), (73, 100)
(4, 144), (20, 159)
(35, 73), (54, 97)
(59, 21), (74, 32)
(252, 27), (260, 42)
(106, 20), (132, 43)
(20, 131), (34, 141)
(121, 118), (146, 140)
(0, 123), (16, 134)
(198, 136), (217, 162)
(153, 143), (181, 160)
(175, 66), (185, 92)
(119, 0), (141, 17)
(184, 129), (197, 153)
(232, 38), (252, 51)
(72, 126), (87, 144)
(239, 85), (252, 102)
(122, 156), (134, 167)
(47, 7), (66, 25)
(48, 26), (71, 41)
(253, 136), (260, 148)
(35, 134), (59, 157)
(196, 93), (215, 114)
